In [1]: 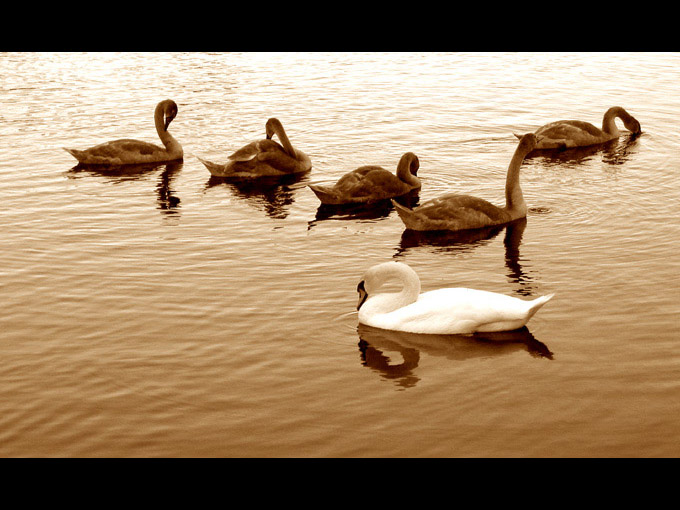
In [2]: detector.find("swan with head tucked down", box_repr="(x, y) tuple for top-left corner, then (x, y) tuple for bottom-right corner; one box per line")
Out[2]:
(392, 133), (539, 232)
(308, 152), (420, 205)
(198, 118), (312, 178)
(514, 106), (641, 149)
(357, 261), (554, 334)
(63, 99), (183, 165)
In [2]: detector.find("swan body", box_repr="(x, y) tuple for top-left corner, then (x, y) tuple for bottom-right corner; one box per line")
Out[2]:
(198, 118), (312, 178)
(393, 133), (539, 231)
(357, 261), (553, 334)
(515, 106), (641, 149)
(308, 152), (420, 205)
(63, 99), (183, 165)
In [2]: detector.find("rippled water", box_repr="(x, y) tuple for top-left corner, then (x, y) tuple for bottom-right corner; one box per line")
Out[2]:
(1, 52), (679, 457)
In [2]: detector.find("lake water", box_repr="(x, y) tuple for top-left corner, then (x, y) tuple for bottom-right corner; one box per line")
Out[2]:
(1, 52), (678, 457)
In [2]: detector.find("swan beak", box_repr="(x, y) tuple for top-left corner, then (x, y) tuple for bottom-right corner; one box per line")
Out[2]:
(357, 280), (368, 310)
(164, 115), (174, 131)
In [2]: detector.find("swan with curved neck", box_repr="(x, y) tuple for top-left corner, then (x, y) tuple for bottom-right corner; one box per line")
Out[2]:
(198, 118), (312, 178)
(308, 152), (420, 205)
(392, 133), (539, 231)
(514, 106), (641, 149)
(357, 261), (554, 334)
(63, 99), (183, 165)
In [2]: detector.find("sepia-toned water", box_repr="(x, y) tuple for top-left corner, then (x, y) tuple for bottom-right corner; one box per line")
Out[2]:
(1, 52), (678, 457)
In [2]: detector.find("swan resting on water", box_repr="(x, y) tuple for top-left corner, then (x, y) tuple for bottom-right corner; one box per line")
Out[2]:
(63, 99), (183, 165)
(198, 118), (311, 178)
(392, 133), (539, 232)
(514, 106), (641, 149)
(308, 152), (420, 205)
(357, 261), (554, 335)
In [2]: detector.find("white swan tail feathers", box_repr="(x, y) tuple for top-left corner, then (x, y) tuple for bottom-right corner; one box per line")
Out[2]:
(513, 133), (523, 139)
(526, 293), (555, 319)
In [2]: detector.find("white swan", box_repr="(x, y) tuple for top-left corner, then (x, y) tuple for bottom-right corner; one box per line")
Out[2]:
(308, 152), (420, 205)
(198, 118), (312, 178)
(515, 106), (641, 149)
(64, 99), (183, 165)
(392, 133), (539, 231)
(357, 261), (554, 334)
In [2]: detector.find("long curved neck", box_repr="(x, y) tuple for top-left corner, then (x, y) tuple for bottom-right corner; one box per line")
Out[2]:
(504, 146), (529, 215)
(273, 125), (296, 158)
(364, 264), (421, 316)
(395, 156), (420, 187)
(154, 106), (181, 154)
(601, 107), (624, 135)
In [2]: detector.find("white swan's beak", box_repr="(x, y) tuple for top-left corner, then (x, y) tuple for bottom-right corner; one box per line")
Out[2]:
(357, 280), (368, 310)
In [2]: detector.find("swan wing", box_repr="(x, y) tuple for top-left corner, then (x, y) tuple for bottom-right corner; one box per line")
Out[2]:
(371, 288), (549, 334)
(228, 139), (284, 161)
(65, 139), (167, 165)
(394, 194), (509, 231)
(535, 120), (604, 148)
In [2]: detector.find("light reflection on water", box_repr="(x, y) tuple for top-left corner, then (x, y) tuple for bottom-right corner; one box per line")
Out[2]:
(1, 52), (679, 457)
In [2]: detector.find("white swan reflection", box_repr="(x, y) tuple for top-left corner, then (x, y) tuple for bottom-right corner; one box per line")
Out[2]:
(358, 323), (553, 389)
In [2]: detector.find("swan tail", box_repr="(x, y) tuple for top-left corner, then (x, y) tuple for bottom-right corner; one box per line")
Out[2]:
(391, 199), (420, 229)
(308, 184), (342, 204)
(526, 293), (555, 319)
(197, 156), (228, 175)
(63, 147), (85, 162)
(513, 133), (523, 140)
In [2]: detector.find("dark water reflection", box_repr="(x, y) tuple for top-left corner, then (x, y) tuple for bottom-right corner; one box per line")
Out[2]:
(307, 190), (420, 229)
(358, 323), (553, 389)
(205, 172), (309, 220)
(526, 132), (641, 167)
(65, 161), (183, 215)
(396, 217), (537, 296)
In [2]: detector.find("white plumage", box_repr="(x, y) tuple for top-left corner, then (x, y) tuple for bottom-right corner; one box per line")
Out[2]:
(357, 261), (553, 335)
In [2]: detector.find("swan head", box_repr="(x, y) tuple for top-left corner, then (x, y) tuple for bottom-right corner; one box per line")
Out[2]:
(357, 261), (420, 310)
(265, 118), (284, 139)
(357, 280), (368, 310)
(517, 132), (541, 152)
(162, 100), (179, 131)
(400, 152), (420, 176)
(623, 116), (641, 134)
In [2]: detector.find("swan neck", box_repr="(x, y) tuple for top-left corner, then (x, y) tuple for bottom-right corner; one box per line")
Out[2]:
(363, 264), (421, 316)
(154, 105), (182, 155)
(396, 156), (420, 187)
(602, 107), (623, 135)
(274, 125), (296, 158)
(505, 146), (528, 213)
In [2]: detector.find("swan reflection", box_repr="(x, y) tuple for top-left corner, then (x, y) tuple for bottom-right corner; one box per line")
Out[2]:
(396, 217), (537, 297)
(308, 190), (419, 230)
(65, 161), (183, 216)
(526, 132), (640, 167)
(358, 323), (553, 389)
(205, 172), (308, 220)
